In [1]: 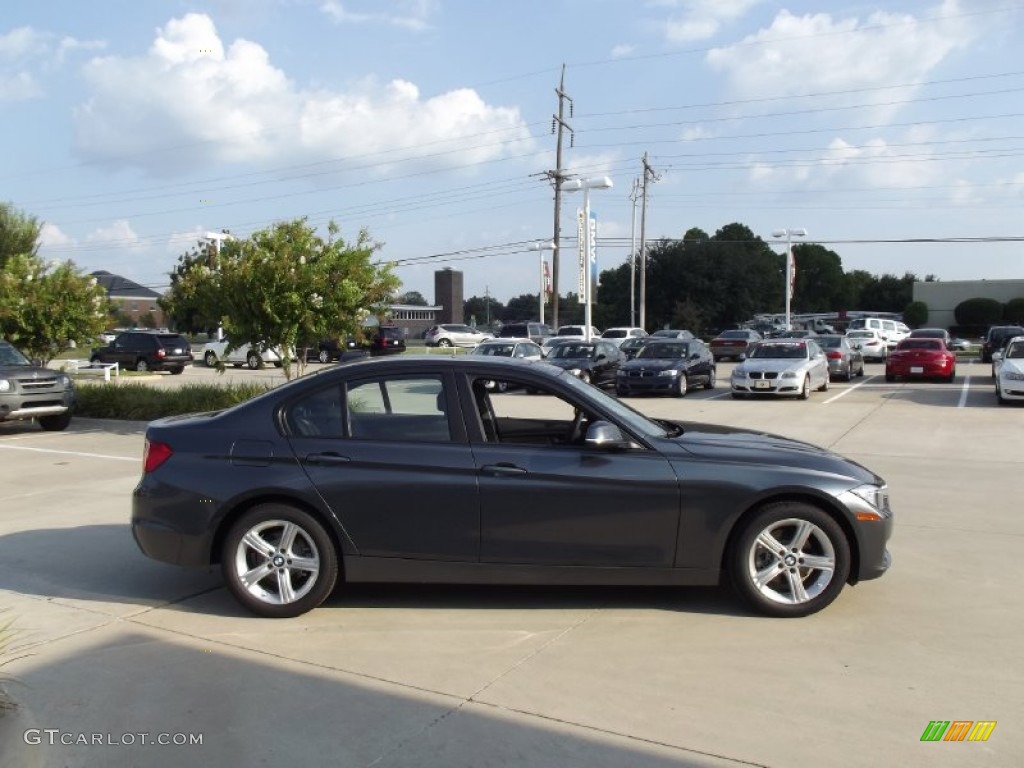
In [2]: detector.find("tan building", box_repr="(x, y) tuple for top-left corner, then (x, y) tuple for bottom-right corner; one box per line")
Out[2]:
(913, 279), (1024, 329)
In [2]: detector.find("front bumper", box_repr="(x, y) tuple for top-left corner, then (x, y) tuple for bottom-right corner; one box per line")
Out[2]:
(731, 377), (804, 396)
(616, 373), (680, 394)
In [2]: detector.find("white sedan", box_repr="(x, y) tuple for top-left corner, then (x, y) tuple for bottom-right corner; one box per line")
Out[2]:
(994, 336), (1024, 404)
(731, 339), (830, 399)
(201, 339), (285, 369)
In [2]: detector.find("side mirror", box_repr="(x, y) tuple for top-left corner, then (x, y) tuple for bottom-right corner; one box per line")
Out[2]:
(595, 353), (607, 362)
(738, 353), (747, 361)
(585, 421), (630, 450)
(992, 351), (1003, 363)
(690, 353), (700, 360)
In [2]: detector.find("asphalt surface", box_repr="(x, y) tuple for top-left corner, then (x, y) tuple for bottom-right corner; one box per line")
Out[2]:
(0, 357), (1021, 767)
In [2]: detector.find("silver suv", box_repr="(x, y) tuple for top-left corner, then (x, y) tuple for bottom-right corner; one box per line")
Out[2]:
(0, 341), (76, 431)
(424, 324), (493, 348)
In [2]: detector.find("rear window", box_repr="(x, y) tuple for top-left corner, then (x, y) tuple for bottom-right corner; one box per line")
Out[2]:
(378, 327), (403, 339)
(719, 330), (750, 339)
(602, 329), (626, 338)
(156, 335), (190, 349)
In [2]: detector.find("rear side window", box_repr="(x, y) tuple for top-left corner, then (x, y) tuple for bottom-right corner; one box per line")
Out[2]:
(346, 376), (452, 442)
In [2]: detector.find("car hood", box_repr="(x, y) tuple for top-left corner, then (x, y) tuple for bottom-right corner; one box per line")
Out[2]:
(735, 359), (809, 374)
(620, 359), (681, 372)
(0, 363), (54, 378)
(663, 421), (879, 484)
(999, 359), (1024, 375)
(546, 357), (596, 370)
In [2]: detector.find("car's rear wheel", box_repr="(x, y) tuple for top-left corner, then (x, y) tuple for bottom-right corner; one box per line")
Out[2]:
(729, 502), (851, 618)
(38, 411), (72, 431)
(247, 352), (261, 369)
(89, 356), (100, 364)
(135, 359), (149, 372)
(170, 366), (184, 375)
(318, 349), (330, 364)
(885, 372), (895, 382)
(946, 367), (956, 383)
(705, 368), (716, 389)
(204, 351), (218, 367)
(222, 504), (339, 618)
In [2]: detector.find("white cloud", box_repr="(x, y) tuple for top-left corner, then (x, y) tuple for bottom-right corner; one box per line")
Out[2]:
(0, 26), (105, 102)
(320, 0), (438, 32)
(662, 0), (761, 43)
(86, 220), (141, 247)
(38, 222), (74, 248)
(611, 44), (634, 58)
(707, 2), (977, 111)
(72, 13), (533, 176)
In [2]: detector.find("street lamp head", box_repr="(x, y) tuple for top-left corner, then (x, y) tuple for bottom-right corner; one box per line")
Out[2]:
(772, 228), (808, 238)
(529, 241), (557, 251)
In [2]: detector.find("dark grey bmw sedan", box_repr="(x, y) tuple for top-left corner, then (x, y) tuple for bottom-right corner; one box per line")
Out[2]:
(132, 355), (892, 619)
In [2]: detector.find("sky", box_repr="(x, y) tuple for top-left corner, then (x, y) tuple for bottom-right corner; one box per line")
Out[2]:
(3, 0), (1024, 306)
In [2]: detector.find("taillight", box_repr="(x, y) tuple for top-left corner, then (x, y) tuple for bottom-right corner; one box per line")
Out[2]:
(156, 348), (166, 358)
(143, 439), (173, 473)
(826, 351), (843, 360)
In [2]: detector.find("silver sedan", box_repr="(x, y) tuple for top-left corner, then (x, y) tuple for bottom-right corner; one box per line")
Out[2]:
(730, 339), (831, 399)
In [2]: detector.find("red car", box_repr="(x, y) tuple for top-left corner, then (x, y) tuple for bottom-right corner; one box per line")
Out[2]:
(885, 339), (955, 382)
(710, 329), (762, 361)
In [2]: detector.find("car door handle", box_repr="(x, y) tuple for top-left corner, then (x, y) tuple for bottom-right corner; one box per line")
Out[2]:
(480, 463), (528, 477)
(305, 452), (351, 466)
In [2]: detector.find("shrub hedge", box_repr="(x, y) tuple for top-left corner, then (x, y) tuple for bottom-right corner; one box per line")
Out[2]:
(75, 382), (271, 421)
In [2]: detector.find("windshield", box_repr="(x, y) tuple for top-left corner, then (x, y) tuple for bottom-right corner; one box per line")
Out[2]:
(550, 343), (596, 360)
(637, 342), (689, 359)
(897, 340), (942, 351)
(847, 332), (873, 339)
(817, 336), (841, 348)
(749, 342), (808, 359)
(718, 330), (749, 339)
(602, 329), (626, 339)
(0, 343), (31, 366)
(473, 343), (514, 357)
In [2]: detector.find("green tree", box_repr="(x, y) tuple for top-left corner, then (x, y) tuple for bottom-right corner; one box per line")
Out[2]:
(397, 290), (429, 306)
(902, 301), (929, 328)
(202, 219), (398, 378)
(502, 293), (541, 322)
(791, 244), (847, 312)
(954, 297), (1003, 327)
(0, 255), (110, 364)
(1002, 297), (1024, 324)
(464, 295), (505, 329)
(0, 202), (41, 269)
(159, 241), (223, 334)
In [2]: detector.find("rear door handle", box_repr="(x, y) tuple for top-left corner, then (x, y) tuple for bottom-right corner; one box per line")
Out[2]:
(481, 463), (528, 477)
(305, 452), (351, 466)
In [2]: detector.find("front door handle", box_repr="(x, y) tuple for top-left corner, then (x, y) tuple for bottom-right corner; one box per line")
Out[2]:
(305, 452), (351, 466)
(480, 463), (527, 477)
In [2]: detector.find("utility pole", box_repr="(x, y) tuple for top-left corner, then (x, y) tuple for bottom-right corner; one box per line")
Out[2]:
(628, 178), (640, 327)
(547, 64), (573, 330)
(637, 153), (659, 330)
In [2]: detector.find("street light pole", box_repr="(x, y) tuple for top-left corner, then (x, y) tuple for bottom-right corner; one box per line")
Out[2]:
(529, 241), (557, 326)
(563, 176), (613, 342)
(771, 227), (807, 331)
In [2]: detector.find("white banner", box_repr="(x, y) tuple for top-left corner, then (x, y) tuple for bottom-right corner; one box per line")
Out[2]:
(576, 207), (586, 300)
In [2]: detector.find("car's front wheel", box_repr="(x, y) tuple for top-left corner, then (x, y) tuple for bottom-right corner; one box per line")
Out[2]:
(818, 371), (829, 392)
(729, 502), (851, 618)
(799, 375), (810, 400)
(247, 352), (262, 369)
(204, 351), (218, 367)
(222, 504), (339, 618)
(674, 374), (688, 397)
(135, 359), (149, 372)
(704, 367), (716, 390)
(437, 338), (452, 348)
(38, 411), (72, 431)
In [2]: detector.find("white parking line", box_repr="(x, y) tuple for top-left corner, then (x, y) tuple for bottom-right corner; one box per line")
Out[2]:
(0, 444), (137, 462)
(822, 375), (879, 404)
(958, 375), (971, 408)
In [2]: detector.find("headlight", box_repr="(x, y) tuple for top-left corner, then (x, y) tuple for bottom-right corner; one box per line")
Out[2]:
(780, 371), (798, 379)
(658, 369), (679, 377)
(0, 379), (10, 393)
(59, 374), (72, 388)
(1004, 372), (1024, 381)
(731, 368), (745, 378)
(849, 483), (890, 517)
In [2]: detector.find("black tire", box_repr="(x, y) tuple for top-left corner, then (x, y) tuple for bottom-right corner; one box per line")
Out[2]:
(204, 351), (218, 367)
(799, 375), (810, 400)
(996, 386), (1007, 404)
(318, 349), (330, 364)
(673, 374), (688, 397)
(857, 362), (865, 378)
(437, 338), (453, 348)
(135, 358), (149, 372)
(731, 392), (744, 399)
(946, 368), (956, 384)
(818, 372), (829, 392)
(170, 366), (185, 375)
(704, 367), (716, 390)
(246, 352), (261, 370)
(885, 373), (895, 383)
(89, 356), (100, 364)
(616, 387), (627, 398)
(729, 502), (851, 618)
(38, 411), (72, 431)
(221, 504), (339, 618)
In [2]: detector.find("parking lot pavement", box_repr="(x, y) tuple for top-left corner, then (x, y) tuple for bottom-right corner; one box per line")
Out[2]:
(1, 386), (1022, 767)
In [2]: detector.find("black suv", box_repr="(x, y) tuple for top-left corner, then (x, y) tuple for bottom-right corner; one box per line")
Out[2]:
(91, 332), (193, 373)
(982, 325), (1024, 363)
(315, 326), (406, 362)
